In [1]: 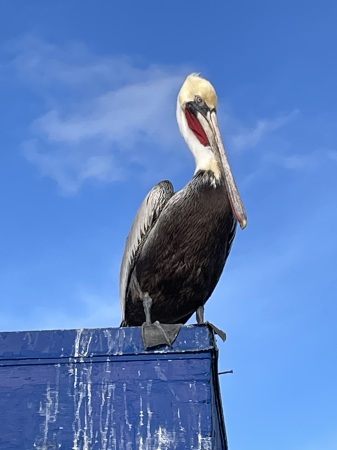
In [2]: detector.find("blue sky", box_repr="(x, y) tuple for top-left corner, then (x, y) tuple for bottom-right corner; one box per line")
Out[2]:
(1, 1), (336, 449)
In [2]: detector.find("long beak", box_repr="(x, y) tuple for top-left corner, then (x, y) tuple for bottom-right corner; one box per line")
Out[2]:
(210, 111), (247, 228)
(198, 109), (247, 229)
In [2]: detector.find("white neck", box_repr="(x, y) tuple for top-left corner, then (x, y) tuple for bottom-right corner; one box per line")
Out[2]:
(176, 100), (220, 178)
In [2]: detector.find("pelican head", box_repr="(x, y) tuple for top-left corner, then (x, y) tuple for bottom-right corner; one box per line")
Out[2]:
(176, 73), (247, 229)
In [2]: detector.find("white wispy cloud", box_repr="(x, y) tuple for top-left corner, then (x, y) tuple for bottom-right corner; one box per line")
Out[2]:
(229, 109), (299, 152)
(265, 148), (337, 171)
(5, 35), (189, 194)
(4, 35), (306, 194)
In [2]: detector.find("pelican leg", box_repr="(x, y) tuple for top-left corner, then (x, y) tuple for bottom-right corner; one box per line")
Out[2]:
(195, 305), (227, 342)
(141, 293), (182, 349)
(196, 305), (205, 324)
(143, 292), (153, 325)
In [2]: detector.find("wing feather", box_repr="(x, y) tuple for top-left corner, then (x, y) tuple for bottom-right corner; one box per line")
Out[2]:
(120, 180), (174, 320)
(225, 217), (237, 263)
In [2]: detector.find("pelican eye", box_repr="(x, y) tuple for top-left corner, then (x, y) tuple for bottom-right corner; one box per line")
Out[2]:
(195, 95), (204, 105)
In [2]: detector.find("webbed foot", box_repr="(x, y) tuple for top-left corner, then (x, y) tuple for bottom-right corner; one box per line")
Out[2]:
(196, 305), (227, 342)
(204, 321), (227, 342)
(142, 321), (183, 348)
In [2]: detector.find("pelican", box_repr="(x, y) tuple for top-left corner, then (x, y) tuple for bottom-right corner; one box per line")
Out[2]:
(120, 74), (247, 348)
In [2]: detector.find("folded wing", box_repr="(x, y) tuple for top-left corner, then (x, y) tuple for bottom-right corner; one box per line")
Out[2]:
(120, 180), (174, 321)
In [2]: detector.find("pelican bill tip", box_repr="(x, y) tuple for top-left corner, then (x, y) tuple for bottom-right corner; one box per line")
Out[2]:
(239, 218), (247, 230)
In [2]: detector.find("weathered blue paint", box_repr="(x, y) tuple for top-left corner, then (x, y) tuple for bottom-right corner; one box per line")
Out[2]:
(0, 325), (228, 450)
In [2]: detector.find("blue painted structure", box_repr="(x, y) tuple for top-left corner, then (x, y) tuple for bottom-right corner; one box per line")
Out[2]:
(0, 325), (228, 449)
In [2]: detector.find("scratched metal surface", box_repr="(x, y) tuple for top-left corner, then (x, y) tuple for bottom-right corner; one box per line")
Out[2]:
(0, 326), (228, 450)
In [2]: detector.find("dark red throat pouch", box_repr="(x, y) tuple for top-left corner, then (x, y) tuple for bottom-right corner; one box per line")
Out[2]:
(185, 108), (210, 147)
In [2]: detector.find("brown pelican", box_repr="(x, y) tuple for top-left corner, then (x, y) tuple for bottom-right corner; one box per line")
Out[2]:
(120, 74), (247, 348)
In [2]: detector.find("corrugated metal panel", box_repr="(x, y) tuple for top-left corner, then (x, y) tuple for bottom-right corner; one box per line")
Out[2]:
(0, 325), (228, 449)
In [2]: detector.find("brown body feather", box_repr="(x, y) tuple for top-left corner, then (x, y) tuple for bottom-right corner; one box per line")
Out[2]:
(122, 170), (236, 326)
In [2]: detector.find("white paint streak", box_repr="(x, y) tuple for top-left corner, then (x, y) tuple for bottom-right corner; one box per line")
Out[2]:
(196, 412), (212, 450)
(121, 382), (133, 450)
(198, 436), (213, 450)
(33, 327), (214, 449)
(177, 407), (185, 432)
(139, 436), (144, 450)
(145, 380), (153, 450)
(34, 369), (60, 450)
(139, 395), (144, 427)
(103, 329), (116, 354)
(72, 330), (94, 450)
(99, 378), (117, 450)
(155, 426), (173, 450)
(74, 329), (93, 358)
(123, 382), (133, 431)
(83, 364), (93, 449)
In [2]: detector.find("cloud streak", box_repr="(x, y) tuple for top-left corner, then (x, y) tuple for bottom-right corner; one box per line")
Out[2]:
(5, 36), (309, 194)
(22, 71), (184, 194)
(265, 147), (337, 171)
(5, 36), (189, 194)
(229, 109), (299, 152)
